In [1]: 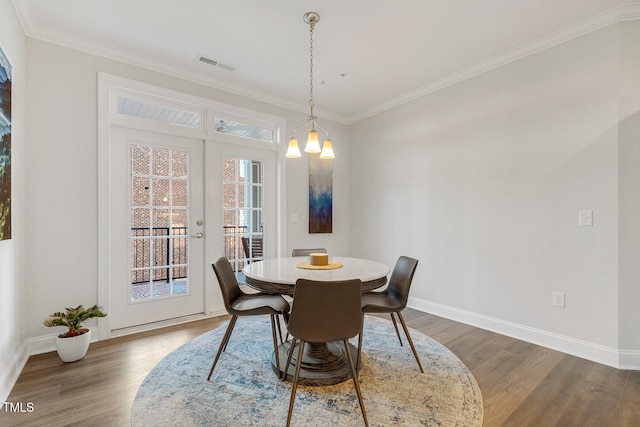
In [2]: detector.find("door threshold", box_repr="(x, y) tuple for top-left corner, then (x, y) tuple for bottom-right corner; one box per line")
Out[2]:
(109, 312), (223, 338)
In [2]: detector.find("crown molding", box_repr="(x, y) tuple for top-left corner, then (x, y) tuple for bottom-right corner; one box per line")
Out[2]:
(347, 2), (640, 124)
(619, 1), (640, 20)
(10, 0), (34, 35)
(12, 1), (640, 125)
(10, 0), (347, 125)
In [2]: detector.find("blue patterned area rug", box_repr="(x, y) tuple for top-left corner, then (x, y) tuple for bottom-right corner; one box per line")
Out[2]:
(132, 316), (483, 426)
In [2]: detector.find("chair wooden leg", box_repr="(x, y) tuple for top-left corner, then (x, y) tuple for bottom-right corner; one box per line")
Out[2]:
(389, 313), (404, 346)
(344, 339), (369, 427)
(270, 315), (280, 374)
(397, 312), (424, 373)
(286, 340), (306, 427)
(281, 337), (297, 381)
(207, 315), (238, 380)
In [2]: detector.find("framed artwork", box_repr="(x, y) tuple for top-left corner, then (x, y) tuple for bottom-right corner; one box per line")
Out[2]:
(0, 46), (11, 241)
(308, 154), (332, 233)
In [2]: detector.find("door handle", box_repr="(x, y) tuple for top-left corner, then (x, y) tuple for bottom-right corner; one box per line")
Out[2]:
(191, 232), (204, 238)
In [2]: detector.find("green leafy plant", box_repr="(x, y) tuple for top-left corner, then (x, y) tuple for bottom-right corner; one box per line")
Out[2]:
(43, 304), (107, 338)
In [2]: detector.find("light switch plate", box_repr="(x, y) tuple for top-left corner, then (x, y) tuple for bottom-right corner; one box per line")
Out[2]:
(290, 213), (299, 223)
(579, 210), (593, 226)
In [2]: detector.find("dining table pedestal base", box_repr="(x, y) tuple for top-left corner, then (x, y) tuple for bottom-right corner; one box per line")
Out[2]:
(273, 340), (360, 386)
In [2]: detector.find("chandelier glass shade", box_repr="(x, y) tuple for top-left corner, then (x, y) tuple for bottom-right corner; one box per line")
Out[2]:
(286, 12), (335, 160)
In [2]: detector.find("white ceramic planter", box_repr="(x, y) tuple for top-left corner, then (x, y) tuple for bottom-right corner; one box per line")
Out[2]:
(56, 329), (91, 362)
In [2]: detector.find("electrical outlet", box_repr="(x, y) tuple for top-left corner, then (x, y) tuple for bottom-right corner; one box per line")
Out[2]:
(552, 291), (566, 308)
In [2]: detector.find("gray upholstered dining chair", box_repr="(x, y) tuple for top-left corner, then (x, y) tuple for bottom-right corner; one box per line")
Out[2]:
(207, 256), (290, 380)
(359, 256), (424, 373)
(291, 247), (327, 257)
(283, 278), (368, 427)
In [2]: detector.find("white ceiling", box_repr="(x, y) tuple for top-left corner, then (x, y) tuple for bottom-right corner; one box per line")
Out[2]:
(12, 0), (637, 123)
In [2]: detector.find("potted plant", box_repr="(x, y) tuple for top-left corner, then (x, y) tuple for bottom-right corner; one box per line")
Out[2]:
(43, 304), (107, 362)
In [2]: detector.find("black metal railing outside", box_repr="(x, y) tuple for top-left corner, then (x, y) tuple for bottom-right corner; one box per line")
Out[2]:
(131, 225), (263, 281)
(131, 227), (188, 284)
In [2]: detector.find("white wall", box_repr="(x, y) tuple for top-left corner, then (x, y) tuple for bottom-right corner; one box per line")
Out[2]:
(24, 39), (349, 339)
(618, 21), (640, 356)
(0, 0), (26, 402)
(350, 24), (632, 365)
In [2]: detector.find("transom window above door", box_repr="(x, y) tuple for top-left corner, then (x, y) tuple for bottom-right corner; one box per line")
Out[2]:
(117, 96), (202, 129)
(213, 117), (274, 143)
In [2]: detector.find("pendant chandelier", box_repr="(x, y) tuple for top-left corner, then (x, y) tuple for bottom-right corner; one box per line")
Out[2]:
(286, 12), (335, 159)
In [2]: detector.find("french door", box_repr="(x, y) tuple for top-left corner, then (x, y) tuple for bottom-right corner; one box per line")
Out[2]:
(99, 75), (287, 335)
(109, 127), (205, 330)
(205, 142), (277, 294)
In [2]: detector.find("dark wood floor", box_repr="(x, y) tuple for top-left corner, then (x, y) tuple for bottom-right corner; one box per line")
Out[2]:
(3, 308), (640, 426)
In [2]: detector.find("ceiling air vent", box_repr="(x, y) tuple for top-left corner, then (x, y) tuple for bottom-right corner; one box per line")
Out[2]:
(197, 54), (235, 71)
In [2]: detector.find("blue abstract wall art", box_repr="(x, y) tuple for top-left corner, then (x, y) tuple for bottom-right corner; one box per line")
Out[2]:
(308, 154), (332, 233)
(0, 47), (11, 241)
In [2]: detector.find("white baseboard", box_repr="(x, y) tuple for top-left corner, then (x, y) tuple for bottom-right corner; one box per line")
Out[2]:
(0, 341), (29, 403)
(2, 310), (227, 401)
(408, 297), (640, 370)
(618, 349), (640, 370)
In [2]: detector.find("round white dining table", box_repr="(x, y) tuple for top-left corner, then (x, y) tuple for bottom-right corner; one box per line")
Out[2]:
(242, 256), (390, 296)
(242, 256), (391, 386)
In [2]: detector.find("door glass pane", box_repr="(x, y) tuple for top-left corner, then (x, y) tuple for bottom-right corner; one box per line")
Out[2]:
(171, 209), (187, 232)
(132, 145), (150, 174)
(172, 151), (188, 177)
(222, 184), (236, 208)
(130, 143), (190, 302)
(152, 148), (170, 175)
(172, 180), (188, 206)
(253, 186), (263, 208)
(132, 177), (150, 205)
(222, 157), (264, 278)
(251, 161), (263, 184)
